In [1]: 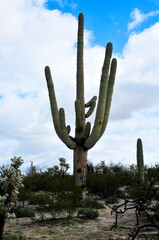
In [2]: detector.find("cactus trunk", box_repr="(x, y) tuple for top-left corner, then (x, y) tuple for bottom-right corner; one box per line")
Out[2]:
(44, 13), (117, 187)
(74, 147), (87, 186)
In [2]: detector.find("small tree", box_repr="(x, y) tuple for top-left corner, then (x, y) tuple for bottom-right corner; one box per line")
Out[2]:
(96, 160), (114, 175)
(46, 158), (70, 178)
(30, 192), (51, 221)
(26, 160), (36, 177)
(0, 156), (24, 239)
(18, 188), (34, 208)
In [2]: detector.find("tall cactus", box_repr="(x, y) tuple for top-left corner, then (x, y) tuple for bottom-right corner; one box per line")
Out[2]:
(45, 13), (117, 186)
(137, 138), (145, 183)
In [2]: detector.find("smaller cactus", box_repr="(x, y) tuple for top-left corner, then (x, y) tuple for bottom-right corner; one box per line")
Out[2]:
(137, 138), (145, 183)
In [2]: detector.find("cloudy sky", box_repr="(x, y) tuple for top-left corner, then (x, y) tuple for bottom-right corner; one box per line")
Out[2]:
(1, 0), (159, 173)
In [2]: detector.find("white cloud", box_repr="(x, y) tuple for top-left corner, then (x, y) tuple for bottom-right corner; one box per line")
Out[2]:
(0, 0), (94, 172)
(114, 22), (159, 110)
(0, 1), (159, 173)
(128, 8), (159, 31)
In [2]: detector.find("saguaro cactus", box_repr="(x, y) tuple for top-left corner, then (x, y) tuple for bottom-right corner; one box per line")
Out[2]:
(45, 13), (117, 186)
(137, 138), (145, 183)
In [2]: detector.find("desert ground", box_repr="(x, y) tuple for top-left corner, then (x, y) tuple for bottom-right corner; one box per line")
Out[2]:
(4, 200), (159, 240)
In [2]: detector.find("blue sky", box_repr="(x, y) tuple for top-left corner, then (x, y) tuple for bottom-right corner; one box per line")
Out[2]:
(1, 0), (159, 173)
(45, 0), (159, 53)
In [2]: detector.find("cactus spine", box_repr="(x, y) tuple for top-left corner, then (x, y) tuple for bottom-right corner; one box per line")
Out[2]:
(137, 138), (145, 183)
(45, 13), (117, 186)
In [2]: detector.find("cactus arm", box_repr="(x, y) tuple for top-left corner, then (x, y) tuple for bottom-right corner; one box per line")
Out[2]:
(83, 122), (91, 140)
(100, 58), (117, 138)
(85, 96), (97, 118)
(75, 100), (83, 132)
(66, 125), (71, 134)
(45, 66), (76, 149)
(137, 138), (145, 183)
(84, 43), (113, 149)
(85, 100), (96, 118)
(45, 66), (62, 139)
(85, 96), (97, 107)
(59, 108), (76, 149)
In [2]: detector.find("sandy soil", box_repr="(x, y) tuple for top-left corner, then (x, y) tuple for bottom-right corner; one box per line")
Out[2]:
(4, 201), (159, 240)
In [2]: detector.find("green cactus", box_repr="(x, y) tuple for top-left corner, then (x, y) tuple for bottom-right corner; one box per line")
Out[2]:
(44, 13), (117, 186)
(137, 138), (145, 183)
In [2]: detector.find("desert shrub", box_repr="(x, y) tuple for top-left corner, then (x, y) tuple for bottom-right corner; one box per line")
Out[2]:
(80, 197), (105, 209)
(154, 190), (159, 200)
(48, 201), (66, 216)
(78, 208), (99, 219)
(87, 161), (139, 187)
(111, 164), (139, 186)
(21, 175), (82, 219)
(87, 161), (95, 174)
(48, 188), (82, 218)
(28, 192), (51, 220)
(27, 174), (74, 196)
(69, 186), (83, 206)
(126, 180), (153, 199)
(3, 237), (20, 240)
(28, 192), (51, 205)
(18, 188), (34, 207)
(55, 186), (82, 206)
(22, 158), (71, 193)
(16, 208), (35, 218)
(105, 196), (119, 204)
(126, 178), (159, 201)
(21, 164), (75, 198)
(48, 200), (76, 218)
(127, 186), (147, 199)
(56, 191), (78, 215)
(109, 162), (125, 173)
(22, 174), (40, 192)
(147, 165), (159, 182)
(86, 172), (123, 198)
